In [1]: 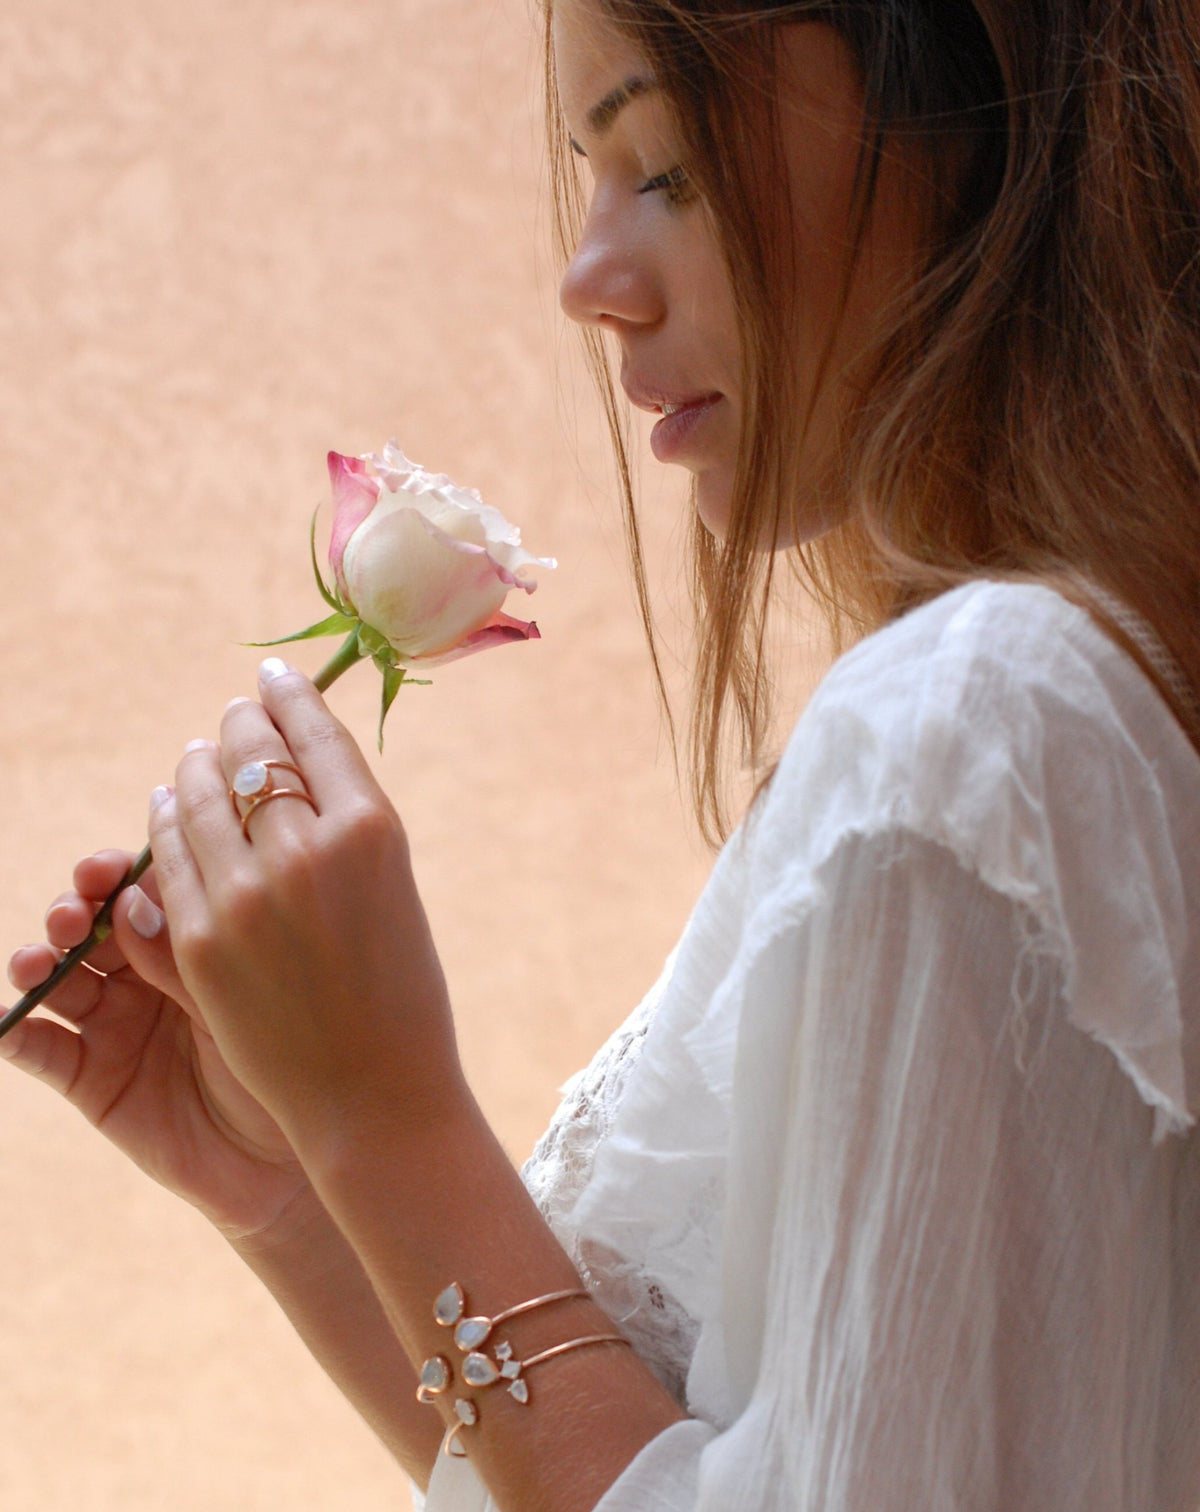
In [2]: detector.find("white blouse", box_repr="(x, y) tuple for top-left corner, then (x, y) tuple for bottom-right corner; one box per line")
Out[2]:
(423, 580), (1200, 1511)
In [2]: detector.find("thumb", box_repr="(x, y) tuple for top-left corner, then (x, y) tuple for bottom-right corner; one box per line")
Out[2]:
(111, 884), (194, 1010)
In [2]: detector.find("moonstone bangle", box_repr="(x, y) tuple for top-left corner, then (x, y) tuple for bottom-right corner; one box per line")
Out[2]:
(416, 1280), (631, 1456)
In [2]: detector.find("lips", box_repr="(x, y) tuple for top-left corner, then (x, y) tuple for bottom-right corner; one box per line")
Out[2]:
(621, 377), (724, 465)
(621, 376), (720, 417)
(649, 396), (721, 463)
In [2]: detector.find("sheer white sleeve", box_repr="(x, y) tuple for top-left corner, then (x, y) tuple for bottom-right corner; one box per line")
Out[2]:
(594, 828), (1200, 1510)
(422, 583), (1200, 1511)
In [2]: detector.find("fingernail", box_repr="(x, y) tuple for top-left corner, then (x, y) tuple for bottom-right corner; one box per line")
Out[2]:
(184, 738), (215, 754)
(259, 657), (291, 683)
(0, 1027), (22, 1059)
(150, 785), (174, 813)
(127, 887), (164, 941)
(225, 696), (252, 712)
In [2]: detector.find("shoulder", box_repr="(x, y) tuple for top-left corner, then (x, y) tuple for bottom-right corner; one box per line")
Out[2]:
(743, 578), (1200, 1135)
(797, 577), (1172, 773)
(758, 578), (1200, 884)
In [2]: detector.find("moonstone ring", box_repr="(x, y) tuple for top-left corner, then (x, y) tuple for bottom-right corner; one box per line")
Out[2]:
(229, 759), (316, 837)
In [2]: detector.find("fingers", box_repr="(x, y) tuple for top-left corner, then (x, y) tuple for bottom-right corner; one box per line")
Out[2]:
(0, 1013), (85, 1098)
(147, 757), (212, 890)
(2, 838), (192, 1053)
(73, 848), (138, 902)
(6, 848), (138, 1003)
(43, 894), (125, 973)
(7, 943), (105, 1021)
(252, 659), (380, 813)
(44, 891), (103, 950)
(109, 884), (195, 1014)
(218, 691), (321, 844)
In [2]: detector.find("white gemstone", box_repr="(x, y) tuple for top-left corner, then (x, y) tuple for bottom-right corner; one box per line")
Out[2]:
(454, 1398), (478, 1425)
(463, 1352), (499, 1387)
(494, 1340), (513, 1361)
(419, 1356), (450, 1394)
(232, 762), (269, 798)
(500, 1360), (522, 1380)
(455, 1317), (491, 1351)
(434, 1283), (465, 1326)
(508, 1378), (529, 1404)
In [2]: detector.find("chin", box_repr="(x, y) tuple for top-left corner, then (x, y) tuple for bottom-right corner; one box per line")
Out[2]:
(693, 472), (735, 541)
(695, 462), (846, 551)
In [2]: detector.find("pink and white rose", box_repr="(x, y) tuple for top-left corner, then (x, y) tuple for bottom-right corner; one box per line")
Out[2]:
(326, 442), (555, 667)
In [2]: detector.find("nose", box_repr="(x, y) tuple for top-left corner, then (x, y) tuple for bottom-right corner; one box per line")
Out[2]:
(558, 205), (662, 332)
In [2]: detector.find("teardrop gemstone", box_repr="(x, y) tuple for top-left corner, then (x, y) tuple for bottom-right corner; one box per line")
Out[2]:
(419, 1356), (451, 1395)
(434, 1283), (465, 1327)
(463, 1352), (499, 1387)
(454, 1316), (492, 1351)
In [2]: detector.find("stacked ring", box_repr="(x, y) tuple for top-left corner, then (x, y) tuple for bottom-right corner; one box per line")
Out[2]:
(229, 759), (317, 838)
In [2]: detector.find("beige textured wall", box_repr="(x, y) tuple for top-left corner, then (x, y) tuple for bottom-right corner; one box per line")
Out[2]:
(0, 2), (720, 1506)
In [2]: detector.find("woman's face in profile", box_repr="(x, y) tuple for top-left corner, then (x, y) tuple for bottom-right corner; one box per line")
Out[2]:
(554, 0), (924, 543)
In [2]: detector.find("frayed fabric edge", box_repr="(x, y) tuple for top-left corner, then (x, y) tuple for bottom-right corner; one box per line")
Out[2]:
(741, 816), (1193, 1145)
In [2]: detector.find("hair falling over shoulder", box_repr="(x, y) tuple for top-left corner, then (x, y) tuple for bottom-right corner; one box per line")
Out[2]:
(545, 0), (1200, 843)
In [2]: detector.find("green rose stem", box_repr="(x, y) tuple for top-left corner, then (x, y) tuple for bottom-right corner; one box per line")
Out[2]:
(0, 632), (366, 1042)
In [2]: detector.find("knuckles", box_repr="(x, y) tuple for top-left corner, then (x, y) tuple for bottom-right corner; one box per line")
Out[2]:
(170, 796), (409, 988)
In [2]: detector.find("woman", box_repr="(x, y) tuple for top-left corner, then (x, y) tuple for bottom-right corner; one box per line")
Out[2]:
(6, 0), (1200, 1506)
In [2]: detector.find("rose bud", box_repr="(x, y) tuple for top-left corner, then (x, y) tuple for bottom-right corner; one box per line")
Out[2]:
(327, 442), (556, 667)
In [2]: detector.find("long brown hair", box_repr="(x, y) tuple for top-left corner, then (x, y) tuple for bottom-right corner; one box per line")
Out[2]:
(545, 0), (1200, 843)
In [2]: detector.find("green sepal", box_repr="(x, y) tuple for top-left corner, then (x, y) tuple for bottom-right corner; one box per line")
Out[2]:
(377, 663), (407, 751)
(310, 510), (349, 614)
(248, 611), (360, 648)
(356, 621), (392, 661)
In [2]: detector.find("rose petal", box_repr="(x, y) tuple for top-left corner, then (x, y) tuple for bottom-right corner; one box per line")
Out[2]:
(365, 443), (556, 582)
(407, 612), (541, 668)
(342, 505), (511, 657)
(327, 451), (381, 597)
(336, 443), (553, 665)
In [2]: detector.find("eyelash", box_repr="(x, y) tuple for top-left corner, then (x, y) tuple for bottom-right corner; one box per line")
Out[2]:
(637, 165), (694, 207)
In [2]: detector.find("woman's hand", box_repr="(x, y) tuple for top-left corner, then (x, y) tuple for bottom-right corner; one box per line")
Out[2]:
(5, 843), (450, 1485)
(3, 849), (312, 1243)
(146, 661), (468, 1164)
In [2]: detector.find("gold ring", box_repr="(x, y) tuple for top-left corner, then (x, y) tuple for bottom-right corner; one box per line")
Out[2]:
(237, 786), (318, 837)
(229, 759), (316, 838)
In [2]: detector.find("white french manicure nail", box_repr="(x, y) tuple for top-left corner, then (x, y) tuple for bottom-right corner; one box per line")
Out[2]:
(150, 785), (173, 813)
(128, 888), (164, 941)
(259, 657), (290, 683)
(184, 738), (215, 754)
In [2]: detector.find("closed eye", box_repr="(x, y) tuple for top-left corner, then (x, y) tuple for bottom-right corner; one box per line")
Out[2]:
(637, 165), (695, 207)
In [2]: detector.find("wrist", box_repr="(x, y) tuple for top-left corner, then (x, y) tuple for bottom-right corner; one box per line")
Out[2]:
(223, 1176), (343, 1278)
(295, 1061), (480, 1196)
(291, 1088), (688, 1506)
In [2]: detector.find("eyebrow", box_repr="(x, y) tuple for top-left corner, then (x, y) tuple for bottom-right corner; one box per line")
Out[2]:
(570, 73), (657, 154)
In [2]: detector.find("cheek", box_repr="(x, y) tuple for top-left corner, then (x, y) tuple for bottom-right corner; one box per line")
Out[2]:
(683, 245), (742, 381)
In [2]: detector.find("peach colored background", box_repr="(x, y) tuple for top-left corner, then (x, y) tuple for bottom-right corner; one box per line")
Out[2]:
(0, 2), (722, 1507)
(0, 2), (828, 1507)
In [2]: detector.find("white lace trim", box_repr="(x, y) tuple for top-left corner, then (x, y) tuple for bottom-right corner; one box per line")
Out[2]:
(521, 952), (700, 1405)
